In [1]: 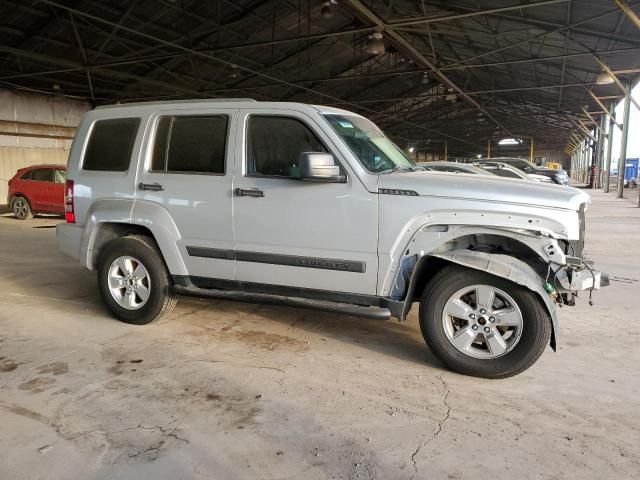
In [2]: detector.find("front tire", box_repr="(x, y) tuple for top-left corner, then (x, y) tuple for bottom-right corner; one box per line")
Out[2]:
(97, 235), (177, 325)
(419, 265), (551, 379)
(11, 196), (33, 220)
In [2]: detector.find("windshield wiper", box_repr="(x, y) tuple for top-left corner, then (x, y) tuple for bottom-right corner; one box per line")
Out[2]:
(379, 166), (418, 174)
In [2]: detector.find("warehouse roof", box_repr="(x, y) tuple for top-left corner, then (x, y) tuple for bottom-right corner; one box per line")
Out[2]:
(1, 0), (639, 156)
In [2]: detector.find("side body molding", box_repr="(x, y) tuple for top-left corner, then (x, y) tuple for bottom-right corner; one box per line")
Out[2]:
(403, 250), (559, 351)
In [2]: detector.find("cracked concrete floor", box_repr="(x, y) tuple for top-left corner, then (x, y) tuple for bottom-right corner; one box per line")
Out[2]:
(1, 188), (639, 480)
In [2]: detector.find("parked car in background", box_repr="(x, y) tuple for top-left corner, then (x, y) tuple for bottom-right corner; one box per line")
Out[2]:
(475, 162), (554, 183)
(418, 161), (492, 175)
(477, 158), (569, 185)
(545, 162), (562, 170)
(7, 164), (66, 219)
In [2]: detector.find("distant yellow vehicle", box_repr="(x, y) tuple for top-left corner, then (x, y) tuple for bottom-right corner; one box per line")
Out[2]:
(545, 162), (562, 170)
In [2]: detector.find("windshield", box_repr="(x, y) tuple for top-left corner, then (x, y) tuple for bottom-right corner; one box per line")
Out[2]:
(503, 159), (536, 171)
(324, 114), (416, 173)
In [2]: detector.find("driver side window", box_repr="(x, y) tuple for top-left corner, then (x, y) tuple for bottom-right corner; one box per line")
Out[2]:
(246, 116), (326, 178)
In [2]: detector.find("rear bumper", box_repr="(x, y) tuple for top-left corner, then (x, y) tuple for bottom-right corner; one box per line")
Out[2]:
(56, 223), (83, 262)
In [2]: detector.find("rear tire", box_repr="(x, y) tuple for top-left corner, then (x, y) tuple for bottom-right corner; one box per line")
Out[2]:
(419, 265), (551, 379)
(11, 196), (33, 220)
(97, 235), (177, 325)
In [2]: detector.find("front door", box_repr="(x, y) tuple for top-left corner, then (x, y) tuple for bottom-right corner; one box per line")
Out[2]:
(135, 109), (237, 280)
(232, 109), (378, 295)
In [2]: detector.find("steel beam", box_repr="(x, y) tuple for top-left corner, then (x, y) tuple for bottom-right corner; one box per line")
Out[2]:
(384, 0), (569, 28)
(594, 56), (640, 112)
(445, 5), (639, 68)
(614, 0), (640, 29)
(341, 0), (515, 137)
(586, 89), (623, 129)
(603, 101), (616, 193)
(617, 82), (632, 198)
(0, 45), (202, 96)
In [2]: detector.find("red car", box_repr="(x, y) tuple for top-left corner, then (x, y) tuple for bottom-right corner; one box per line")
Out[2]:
(7, 164), (66, 220)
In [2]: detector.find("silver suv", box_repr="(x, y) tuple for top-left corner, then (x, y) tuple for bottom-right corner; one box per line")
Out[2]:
(57, 100), (603, 378)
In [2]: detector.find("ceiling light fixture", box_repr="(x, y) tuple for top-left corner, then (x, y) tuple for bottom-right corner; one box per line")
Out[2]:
(596, 71), (615, 85)
(321, 1), (333, 18)
(498, 138), (520, 145)
(366, 32), (385, 55)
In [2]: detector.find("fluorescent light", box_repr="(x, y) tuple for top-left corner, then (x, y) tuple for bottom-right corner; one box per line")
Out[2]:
(498, 138), (520, 145)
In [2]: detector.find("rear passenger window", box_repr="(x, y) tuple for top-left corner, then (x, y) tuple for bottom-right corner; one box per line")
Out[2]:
(83, 118), (140, 171)
(31, 168), (53, 182)
(20, 170), (33, 180)
(151, 116), (228, 174)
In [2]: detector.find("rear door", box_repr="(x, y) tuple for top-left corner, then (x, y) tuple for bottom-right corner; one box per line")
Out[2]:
(29, 168), (53, 210)
(49, 168), (66, 212)
(135, 108), (237, 280)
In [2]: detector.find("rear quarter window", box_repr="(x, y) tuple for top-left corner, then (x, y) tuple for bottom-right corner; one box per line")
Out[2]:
(82, 118), (140, 171)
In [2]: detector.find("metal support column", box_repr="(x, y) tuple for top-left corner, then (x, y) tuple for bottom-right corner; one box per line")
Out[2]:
(603, 102), (616, 193)
(617, 82), (632, 198)
(595, 115), (606, 188)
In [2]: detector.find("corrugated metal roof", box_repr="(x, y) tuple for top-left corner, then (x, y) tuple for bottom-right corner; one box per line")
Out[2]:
(0, 0), (638, 156)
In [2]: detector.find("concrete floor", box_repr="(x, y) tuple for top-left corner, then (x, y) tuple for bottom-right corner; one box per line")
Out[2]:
(0, 189), (639, 480)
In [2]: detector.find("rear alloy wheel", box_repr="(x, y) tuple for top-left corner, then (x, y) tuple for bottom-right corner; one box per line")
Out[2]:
(419, 265), (551, 379)
(107, 256), (152, 311)
(11, 196), (32, 220)
(97, 235), (177, 325)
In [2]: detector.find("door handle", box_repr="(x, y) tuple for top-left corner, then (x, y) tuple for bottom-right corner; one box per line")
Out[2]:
(234, 187), (264, 198)
(139, 182), (164, 191)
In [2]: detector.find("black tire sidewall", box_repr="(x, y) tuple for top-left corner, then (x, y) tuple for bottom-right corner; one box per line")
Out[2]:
(97, 237), (171, 325)
(420, 266), (551, 379)
(11, 196), (32, 220)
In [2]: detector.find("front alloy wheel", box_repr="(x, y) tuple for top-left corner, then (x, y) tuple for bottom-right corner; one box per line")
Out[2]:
(420, 265), (551, 379)
(442, 285), (523, 359)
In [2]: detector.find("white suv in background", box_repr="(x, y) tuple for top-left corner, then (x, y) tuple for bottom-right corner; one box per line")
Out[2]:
(57, 99), (603, 378)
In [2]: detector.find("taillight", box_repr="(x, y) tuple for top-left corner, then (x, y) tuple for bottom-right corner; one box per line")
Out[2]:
(64, 179), (75, 223)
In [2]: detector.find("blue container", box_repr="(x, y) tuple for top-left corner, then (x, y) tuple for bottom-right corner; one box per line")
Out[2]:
(624, 158), (639, 180)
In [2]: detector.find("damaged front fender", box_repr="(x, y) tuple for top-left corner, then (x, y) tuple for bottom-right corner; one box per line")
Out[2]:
(409, 250), (559, 351)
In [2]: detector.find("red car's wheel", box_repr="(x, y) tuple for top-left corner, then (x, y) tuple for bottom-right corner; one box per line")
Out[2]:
(11, 196), (33, 220)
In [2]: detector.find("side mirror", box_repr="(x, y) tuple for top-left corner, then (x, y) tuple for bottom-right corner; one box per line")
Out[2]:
(299, 152), (346, 183)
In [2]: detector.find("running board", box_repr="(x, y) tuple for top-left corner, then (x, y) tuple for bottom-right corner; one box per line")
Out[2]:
(173, 284), (392, 320)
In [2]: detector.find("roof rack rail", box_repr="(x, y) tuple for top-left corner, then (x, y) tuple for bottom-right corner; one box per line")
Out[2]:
(96, 98), (257, 109)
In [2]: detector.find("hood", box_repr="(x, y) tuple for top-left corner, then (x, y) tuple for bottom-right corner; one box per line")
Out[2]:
(378, 170), (590, 211)
(528, 173), (554, 182)
(536, 167), (568, 176)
